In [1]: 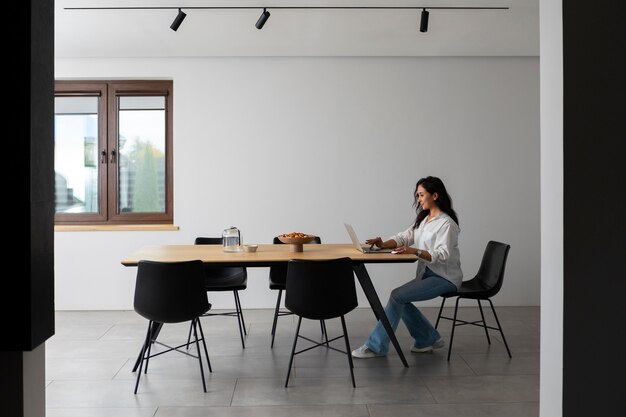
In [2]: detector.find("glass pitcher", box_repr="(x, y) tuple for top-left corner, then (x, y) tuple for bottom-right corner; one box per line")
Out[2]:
(222, 227), (241, 252)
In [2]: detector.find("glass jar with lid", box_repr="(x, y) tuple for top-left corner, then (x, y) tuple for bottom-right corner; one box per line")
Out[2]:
(222, 227), (241, 252)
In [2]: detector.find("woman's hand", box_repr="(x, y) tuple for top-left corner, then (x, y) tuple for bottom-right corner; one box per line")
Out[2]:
(365, 237), (384, 248)
(392, 245), (418, 255)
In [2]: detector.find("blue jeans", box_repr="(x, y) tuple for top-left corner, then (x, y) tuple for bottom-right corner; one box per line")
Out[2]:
(364, 267), (457, 355)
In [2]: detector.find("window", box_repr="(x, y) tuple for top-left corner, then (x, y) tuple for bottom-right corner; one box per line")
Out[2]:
(54, 81), (173, 225)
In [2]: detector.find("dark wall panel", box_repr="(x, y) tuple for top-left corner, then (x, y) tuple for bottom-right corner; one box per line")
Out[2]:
(562, 0), (626, 416)
(1, 1), (54, 351)
(0, 353), (24, 416)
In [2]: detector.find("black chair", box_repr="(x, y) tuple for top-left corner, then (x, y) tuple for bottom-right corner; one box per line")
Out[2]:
(191, 237), (248, 349)
(269, 236), (324, 348)
(435, 241), (512, 361)
(284, 258), (358, 388)
(133, 260), (212, 394)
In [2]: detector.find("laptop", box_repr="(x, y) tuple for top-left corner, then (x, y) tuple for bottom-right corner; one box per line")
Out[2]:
(344, 223), (394, 253)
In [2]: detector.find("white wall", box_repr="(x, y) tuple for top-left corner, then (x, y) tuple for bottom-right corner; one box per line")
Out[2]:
(55, 56), (540, 310)
(539, 0), (563, 415)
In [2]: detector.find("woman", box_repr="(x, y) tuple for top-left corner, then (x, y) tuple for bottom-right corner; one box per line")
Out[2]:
(352, 176), (463, 358)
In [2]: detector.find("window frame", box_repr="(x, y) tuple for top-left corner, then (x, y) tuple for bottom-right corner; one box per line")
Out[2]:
(54, 80), (173, 225)
(54, 82), (108, 224)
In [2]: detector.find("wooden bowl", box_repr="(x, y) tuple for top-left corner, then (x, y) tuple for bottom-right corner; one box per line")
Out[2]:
(277, 235), (316, 252)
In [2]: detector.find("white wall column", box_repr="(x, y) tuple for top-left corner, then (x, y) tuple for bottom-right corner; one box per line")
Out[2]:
(539, 0), (563, 415)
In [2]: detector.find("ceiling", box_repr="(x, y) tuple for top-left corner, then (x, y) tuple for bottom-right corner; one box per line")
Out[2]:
(55, 0), (539, 58)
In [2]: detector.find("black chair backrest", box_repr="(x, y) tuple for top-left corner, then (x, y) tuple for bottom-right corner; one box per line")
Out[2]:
(285, 258), (357, 320)
(195, 237), (222, 245)
(134, 260), (210, 324)
(195, 237), (246, 280)
(475, 241), (511, 297)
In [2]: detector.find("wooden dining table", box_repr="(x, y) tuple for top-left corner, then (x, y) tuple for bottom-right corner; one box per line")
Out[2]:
(122, 243), (417, 367)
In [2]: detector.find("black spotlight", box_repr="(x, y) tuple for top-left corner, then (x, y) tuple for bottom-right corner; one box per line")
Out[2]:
(256, 8), (270, 29)
(170, 8), (187, 32)
(420, 8), (429, 33)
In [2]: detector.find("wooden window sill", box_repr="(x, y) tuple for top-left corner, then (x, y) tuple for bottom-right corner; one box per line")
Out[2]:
(55, 225), (179, 232)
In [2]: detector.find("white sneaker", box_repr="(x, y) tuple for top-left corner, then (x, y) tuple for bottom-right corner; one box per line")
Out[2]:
(351, 345), (384, 359)
(411, 338), (445, 353)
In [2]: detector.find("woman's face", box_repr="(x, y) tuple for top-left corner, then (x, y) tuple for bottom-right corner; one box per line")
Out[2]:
(416, 185), (438, 210)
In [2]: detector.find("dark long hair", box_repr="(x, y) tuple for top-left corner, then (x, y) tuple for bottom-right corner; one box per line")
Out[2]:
(413, 176), (459, 229)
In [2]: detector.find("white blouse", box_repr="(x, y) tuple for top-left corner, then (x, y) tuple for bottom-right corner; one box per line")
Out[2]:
(389, 212), (463, 289)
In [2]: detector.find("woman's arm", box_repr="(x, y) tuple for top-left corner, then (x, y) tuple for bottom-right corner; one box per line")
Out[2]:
(389, 245), (431, 260)
(367, 223), (415, 249)
(410, 222), (457, 263)
(365, 237), (398, 249)
(428, 223), (456, 264)
(394, 221), (458, 262)
(391, 224), (415, 247)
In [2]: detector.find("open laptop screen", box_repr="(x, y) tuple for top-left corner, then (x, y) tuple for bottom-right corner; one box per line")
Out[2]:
(344, 223), (394, 253)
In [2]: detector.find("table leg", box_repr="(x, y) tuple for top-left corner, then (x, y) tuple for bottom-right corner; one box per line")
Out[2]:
(132, 321), (163, 372)
(352, 263), (409, 368)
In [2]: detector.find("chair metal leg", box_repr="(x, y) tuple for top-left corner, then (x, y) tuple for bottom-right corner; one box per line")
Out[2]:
(321, 320), (329, 346)
(435, 297), (446, 329)
(477, 299), (491, 344)
(185, 321), (193, 350)
(340, 315), (356, 388)
(487, 299), (512, 358)
(133, 322), (162, 372)
(192, 319), (208, 392)
(271, 289), (283, 348)
(133, 333), (149, 373)
(234, 290), (247, 335)
(447, 298), (461, 361)
(196, 317), (212, 372)
(134, 322), (152, 394)
(144, 322), (154, 374)
(233, 291), (246, 349)
(285, 316), (302, 387)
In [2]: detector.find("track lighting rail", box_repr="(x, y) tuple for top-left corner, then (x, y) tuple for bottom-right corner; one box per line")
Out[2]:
(64, 5), (509, 33)
(65, 6), (509, 11)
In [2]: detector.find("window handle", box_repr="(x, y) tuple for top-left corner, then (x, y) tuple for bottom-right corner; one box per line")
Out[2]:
(110, 148), (116, 164)
(101, 149), (107, 164)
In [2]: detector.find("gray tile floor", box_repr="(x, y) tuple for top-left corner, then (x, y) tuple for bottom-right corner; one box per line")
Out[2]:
(46, 306), (539, 417)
